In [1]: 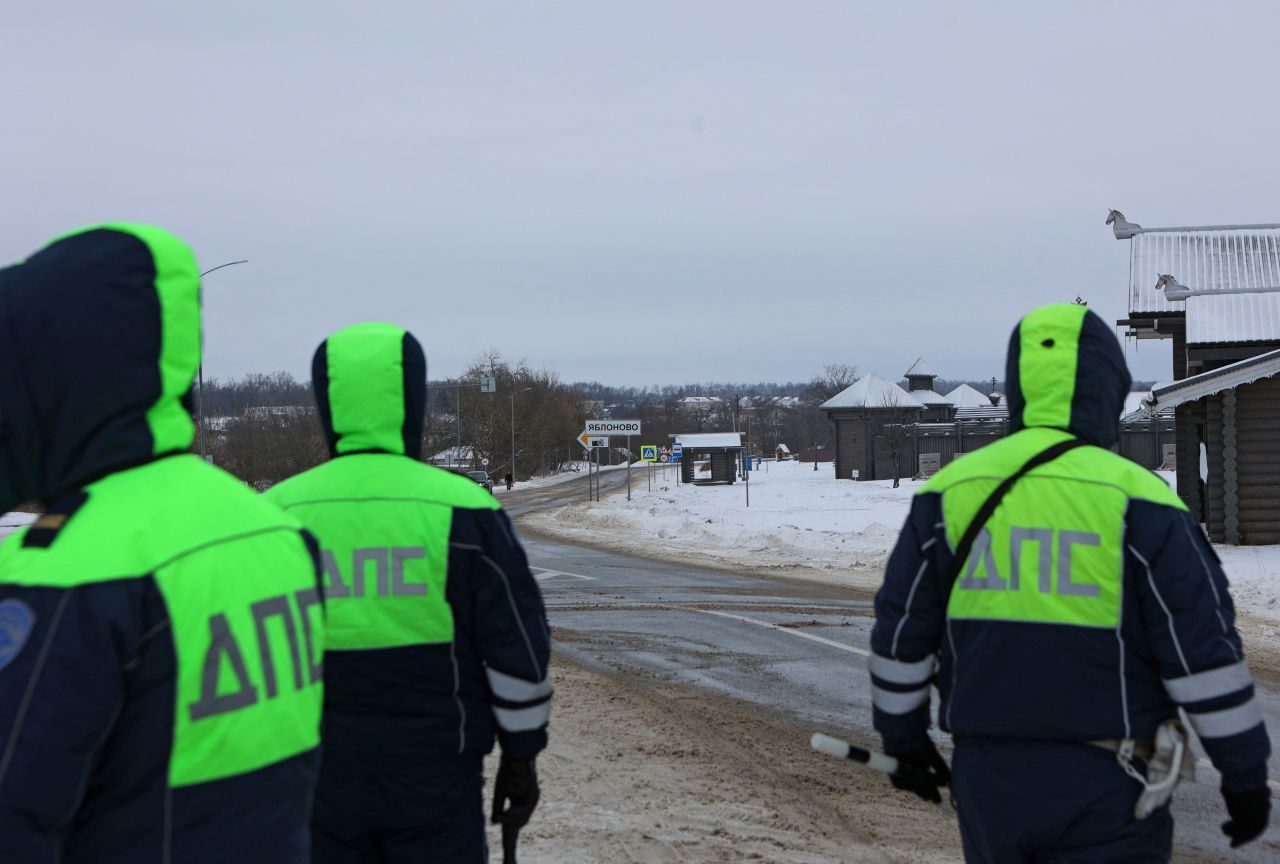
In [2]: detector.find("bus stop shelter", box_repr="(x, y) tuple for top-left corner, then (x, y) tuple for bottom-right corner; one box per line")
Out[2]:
(674, 433), (744, 484)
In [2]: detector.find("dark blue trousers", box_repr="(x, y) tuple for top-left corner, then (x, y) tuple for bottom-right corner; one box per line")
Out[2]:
(312, 744), (487, 864)
(951, 738), (1173, 864)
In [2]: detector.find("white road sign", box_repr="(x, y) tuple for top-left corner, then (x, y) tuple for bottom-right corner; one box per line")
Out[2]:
(578, 432), (610, 449)
(584, 419), (641, 435)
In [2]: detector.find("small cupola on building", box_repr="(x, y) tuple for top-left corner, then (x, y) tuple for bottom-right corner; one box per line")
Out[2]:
(901, 358), (955, 422)
(904, 358), (938, 394)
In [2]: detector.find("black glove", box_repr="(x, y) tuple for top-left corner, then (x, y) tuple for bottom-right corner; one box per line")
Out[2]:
(886, 739), (951, 805)
(492, 758), (540, 829)
(1222, 785), (1270, 848)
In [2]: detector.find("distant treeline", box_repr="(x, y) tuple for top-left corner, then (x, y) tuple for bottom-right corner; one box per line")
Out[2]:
(195, 365), (1159, 490)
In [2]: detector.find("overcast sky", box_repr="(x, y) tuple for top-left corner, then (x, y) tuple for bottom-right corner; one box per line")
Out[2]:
(4, 2), (1278, 388)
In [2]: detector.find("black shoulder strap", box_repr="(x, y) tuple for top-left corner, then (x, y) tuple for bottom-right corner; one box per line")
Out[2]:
(946, 438), (1087, 588)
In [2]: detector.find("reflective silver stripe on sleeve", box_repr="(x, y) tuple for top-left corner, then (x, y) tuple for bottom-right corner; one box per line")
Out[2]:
(871, 684), (930, 715)
(1187, 698), (1264, 739)
(487, 667), (553, 703)
(493, 701), (551, 732)
(869, 653), (936, 686)
(1163, 661), (1254, 704)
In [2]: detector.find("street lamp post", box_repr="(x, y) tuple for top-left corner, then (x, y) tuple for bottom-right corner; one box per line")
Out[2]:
(196, 260), (248, 462)
(510, 386), (533, 488)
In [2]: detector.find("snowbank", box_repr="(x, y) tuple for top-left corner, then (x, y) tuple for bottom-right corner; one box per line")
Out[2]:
(1219, 546), (1280, 624)
(493, 460), (629, 495)
(520, 460), (917, 587)
(1155, 472), (1280, 624)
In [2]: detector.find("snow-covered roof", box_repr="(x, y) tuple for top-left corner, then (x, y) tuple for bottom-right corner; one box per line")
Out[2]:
(954, 405), (1009, 421)
(775, 443), (791, 453)
(910, 389), (953, 406)
(675, 433), (743, 449)
(945, 383), (1003, 408)
(432, 446), (475, 463)
(1122, 391), (1150, 416)
(1121, 405), (1173, 423)
(820, 375), (925, 410)
(1143, 348), (1280, 414)
(1120, 391), (1173, 422)
(1184, 293), (1280, 345)
(904, 358), (937, 378)
(678, 396), (722, 404)
(1128, 227), (1280, 315)
(1117, 217), (1280, 345)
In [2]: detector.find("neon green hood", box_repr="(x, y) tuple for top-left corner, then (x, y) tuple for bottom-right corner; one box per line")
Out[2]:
(1005, 304), (1132, 449)
(312, 322), (427, 459)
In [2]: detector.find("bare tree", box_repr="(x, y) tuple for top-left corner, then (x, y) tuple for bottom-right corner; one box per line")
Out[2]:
(683, 399), (720, 433)
(803, 363), (859, 406)
(457, 350), (588, 481)
(874, 391), (920, 489)
(216, 407), (327, 489)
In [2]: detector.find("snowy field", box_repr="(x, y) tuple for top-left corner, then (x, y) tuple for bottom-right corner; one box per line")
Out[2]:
(520, 459), (917, 591)
(521, 460), (1280, 622)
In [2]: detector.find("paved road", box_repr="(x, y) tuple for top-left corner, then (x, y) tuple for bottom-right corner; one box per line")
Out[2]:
(519, 529), (1280, 861)
(500, 463), (646, 517)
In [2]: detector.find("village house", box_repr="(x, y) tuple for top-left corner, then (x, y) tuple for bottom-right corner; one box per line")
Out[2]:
(1111, 211), (1280, 544)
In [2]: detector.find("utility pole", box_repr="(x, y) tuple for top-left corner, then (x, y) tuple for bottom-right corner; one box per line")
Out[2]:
(195, 259), (249, 463)
(510, 386), (532, 487)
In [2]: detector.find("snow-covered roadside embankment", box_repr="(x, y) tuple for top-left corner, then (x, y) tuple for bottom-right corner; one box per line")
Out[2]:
(518, 460), (915, 590)
(518, 462), (1280, 623)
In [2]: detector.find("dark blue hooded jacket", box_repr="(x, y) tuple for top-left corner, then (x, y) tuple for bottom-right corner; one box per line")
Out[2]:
(871, 304), (1270, 792)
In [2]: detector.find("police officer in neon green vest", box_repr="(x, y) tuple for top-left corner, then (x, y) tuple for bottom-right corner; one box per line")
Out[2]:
(870, 304), (1271, 860)
(266, 323), (552, 863)
(0, 225), (325, 862)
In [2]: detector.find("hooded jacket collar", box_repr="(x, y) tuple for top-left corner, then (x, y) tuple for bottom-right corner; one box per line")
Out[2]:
(0, 225), (200, 511)
(1005, 304), (1131, 449)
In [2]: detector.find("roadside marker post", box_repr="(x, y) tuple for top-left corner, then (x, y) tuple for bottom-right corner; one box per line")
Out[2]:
(579, 431), (609, 502)
(638, 445), (658, 493)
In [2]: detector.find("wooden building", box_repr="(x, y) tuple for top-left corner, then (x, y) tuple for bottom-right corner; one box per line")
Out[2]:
(820, 375), (925, 480)
(1112, 212), (1280, 543)
(1143, 350), (1280, 544)
(674, 433), (744, 485)
(823, 364), (1173, 482)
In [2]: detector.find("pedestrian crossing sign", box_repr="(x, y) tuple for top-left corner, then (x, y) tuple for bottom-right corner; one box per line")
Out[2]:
(640, 445), (658, 462)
